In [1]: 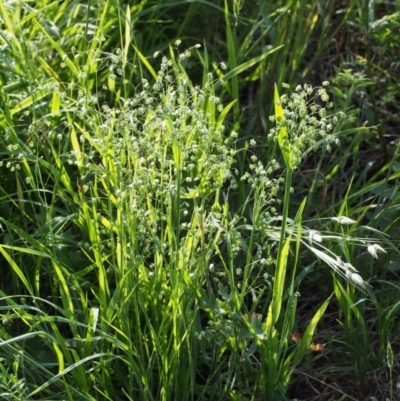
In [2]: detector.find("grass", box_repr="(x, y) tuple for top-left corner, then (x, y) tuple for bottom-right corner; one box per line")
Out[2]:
(0, 0), (399, 400)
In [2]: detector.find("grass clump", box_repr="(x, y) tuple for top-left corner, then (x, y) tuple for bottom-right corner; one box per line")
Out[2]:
(0, 42), (380, 400)
(0, 2), (399, 401)
(1, 40), (241, 400)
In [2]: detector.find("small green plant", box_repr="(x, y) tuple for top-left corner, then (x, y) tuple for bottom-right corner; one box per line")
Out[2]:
(0, 360), (30, 401)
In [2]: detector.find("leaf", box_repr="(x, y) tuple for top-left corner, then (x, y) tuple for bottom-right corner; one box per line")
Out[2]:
(274, 84), (292, 169)
(133, 45), (157, 79)
(266, 234), (291, 329)
(10, 88), (51, 115)
(219, 45), (283, 86)
(33, 19), (79, 80)
(293, 295), (331, 367)
(218, 283), (231, 301)
(0, 245), (33, 295)
(123, 5), (131, 70)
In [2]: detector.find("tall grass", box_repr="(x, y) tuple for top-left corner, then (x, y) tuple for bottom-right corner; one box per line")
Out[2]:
(0, 1), (399, 400)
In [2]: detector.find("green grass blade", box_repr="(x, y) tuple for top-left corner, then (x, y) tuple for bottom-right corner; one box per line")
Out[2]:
(33, 19), (80, 80)
(133, 44), (157, 79)
(218, 46), (283, 87)
(0, 245), (33, 296)
(10, 88), (51, 115)
(293, 295), (331, 367)
(274, 83), (291, 169)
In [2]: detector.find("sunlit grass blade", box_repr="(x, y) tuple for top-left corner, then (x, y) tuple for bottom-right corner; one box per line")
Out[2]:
(273, 83), (291, 169)
(218, 46), (283, 89)
(133, 44), (157, 79)
(33, 19), (80, 80)
(10, 88), (51, 115)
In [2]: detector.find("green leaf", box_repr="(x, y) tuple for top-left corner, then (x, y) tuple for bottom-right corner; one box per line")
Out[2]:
(122, 5), (131, 70)
(274, 83), (292, 169)
(293, 295), (331, 367)
(10, 88), (51, 115)
(266, 234), (291, 328)
(218, 45), (283, 87)
(133, 45), (157, 79)
(33, 19), (79, 80)
(0, 245), (33, 296)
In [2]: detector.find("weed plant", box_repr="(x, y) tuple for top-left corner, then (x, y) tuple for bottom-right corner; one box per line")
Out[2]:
(0, 1), (399, 401)
(0, 41), (385, 401)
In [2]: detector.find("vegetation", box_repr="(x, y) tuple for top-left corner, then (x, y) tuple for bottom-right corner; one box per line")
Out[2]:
(0, 0), (399, 400)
